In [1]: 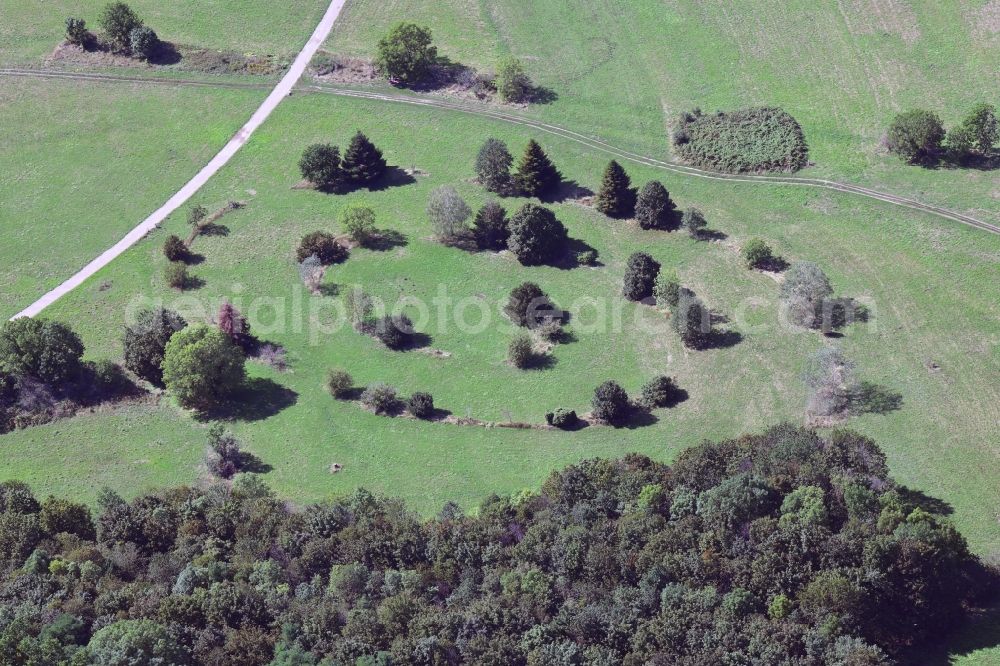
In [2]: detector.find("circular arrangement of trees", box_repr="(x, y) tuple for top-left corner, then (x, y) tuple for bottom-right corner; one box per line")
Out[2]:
(507, 203), (568, 265)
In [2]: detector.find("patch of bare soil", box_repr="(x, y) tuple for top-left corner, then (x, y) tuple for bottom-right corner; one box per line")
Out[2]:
(417, 348), (452, 358)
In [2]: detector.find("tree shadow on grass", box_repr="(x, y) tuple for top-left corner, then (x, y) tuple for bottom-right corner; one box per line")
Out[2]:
(850, 381), (903, 415)
(182, 251), (205, 266)
(149, 41), (182, 66)
(615, 409), (659, 430)
(526, 84), (558, 105)
(896, 485), (954, 516)
(910, 601), (1000, 666)
(366, 166), (418, 192)
(921, 149), (1000, 172)
(363, 229), (407, 252)
(539, 180), (593, 204)
(696, 228), (728, 242)
(198, 222), (229, 237)
(703, 329), (743, 349)
(236, 450), (272, 474)
(197, 377), (298, 422)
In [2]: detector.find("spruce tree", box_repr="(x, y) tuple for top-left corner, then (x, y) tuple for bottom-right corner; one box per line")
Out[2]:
(595, 160), (637, 218)
(341, 131), (387, 186)
(471, 201), (509, 250)
(635, 181), (677, 230)
(475, 138), (514, 194)
(514, 140), (561, 198)
(507, 203), (568, 266)
(622, 252), (661, 301)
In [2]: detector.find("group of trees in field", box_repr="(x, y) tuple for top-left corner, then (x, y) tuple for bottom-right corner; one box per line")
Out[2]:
(887, 104), (998, 164)
(375, 22), (538, 103)
(475, 137), (563, 198)
(326, 368), (436, 419)
(66, 3), (160, 60)
(300, 132), (388, 192)
(0, 424), (990, 664)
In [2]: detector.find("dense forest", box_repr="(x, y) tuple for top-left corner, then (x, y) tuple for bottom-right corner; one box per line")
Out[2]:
(0, 424), (993, 665)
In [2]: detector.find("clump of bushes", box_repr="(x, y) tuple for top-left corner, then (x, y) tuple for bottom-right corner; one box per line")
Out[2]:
(673, 106), (809, 173)
(406, 392), (434, 419)
(361, 383), (399, 414)
(297, 231), (348, 264)
(299, 143), (343, 190)
(375, 22), (437, 85)
(887, 109), (945, 163)
(123, 308), (186, 385)
(505, 282), (558, 328)
(780, 261), (834, 329)
(575, 249), (598, 266)
(100, 2), (144, 53)
(591, 380), (631, 425)
(128, 25), (159, 60)
(341, 204), (377, 246)
(300, 133), (386, 191)
(65, 18), (90, 46)
(205, 424), (246, 479)
(545, 408), (578, 429)
(496, 56), (532, 103)
(641, 375), (682, 408)
(326, 369), (353, 398)
(161, 325), (245, 410)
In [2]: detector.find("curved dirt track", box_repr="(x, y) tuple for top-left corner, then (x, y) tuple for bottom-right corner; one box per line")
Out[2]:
(5, 0), (348, 320)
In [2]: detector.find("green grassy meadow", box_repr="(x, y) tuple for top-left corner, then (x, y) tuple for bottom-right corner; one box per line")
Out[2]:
(325, 0), (1000, 226)
(0, 77), (264, 318)
(0, 0), (330, 64)
(1, 92), (996, 566)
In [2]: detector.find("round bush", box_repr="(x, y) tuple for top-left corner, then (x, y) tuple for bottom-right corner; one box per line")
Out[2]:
(162, 235), (187, 262)
(373, 314), (414, 350)
(545, 408), (578, 429)
(327, 369), (353, 399)
(591, 380), (630, 425)
(407, 392), (434, 419)
(361, 383), (399, 414)
(507, 203), (568, 266)
(129, 25), (158, 60)
(297, 231), (348, 264)
(299, 143), (342, 190)
(0, 318), (84, 386)
(507, 334), (533, 369)
(622, 252), (661, 301)
(161, 325), (245, 410)
(505, 282), (556, 328)
(641, 376), (681, 408)
(164, 261), (188, 289)
(743, 238), (775, 269)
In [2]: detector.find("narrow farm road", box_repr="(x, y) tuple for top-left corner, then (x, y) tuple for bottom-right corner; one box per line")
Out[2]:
(8, 0), (348, 320)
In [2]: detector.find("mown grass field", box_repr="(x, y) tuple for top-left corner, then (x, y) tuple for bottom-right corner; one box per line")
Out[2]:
(0, 0), (330, 65)
(0, 77), (264, 318)
(0, 92), (995, 572)
(324, 0), (1000, 226)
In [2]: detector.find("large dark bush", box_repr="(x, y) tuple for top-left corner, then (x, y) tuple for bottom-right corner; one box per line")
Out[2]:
(514, 140), (561, 198)
(100, 2), (143, 52)
(297, 231), (348, 264)
(0, 318), (84, 386)
(299, 143), (343, 190)
(635, 180), (677, 230)
(129, 25), (158, 60)
(507, 203), (568, 266)
(591, 380), (631, 424)
(622, 252), (661, 301)
(641, 375), (682, 408)
(887, 109), (945, 163)
(406, 392), (434, 419)
(123, 308), (186, 385)
(341, 131), (386, 185)
(471, 201), (509, 250)
(373, 314), (414, 350)
(504, 282), (557, 328)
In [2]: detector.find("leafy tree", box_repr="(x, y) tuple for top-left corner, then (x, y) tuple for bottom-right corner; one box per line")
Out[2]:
(673, 289), (711, 348)
(496, 56), (531, 103)
(39, 496), (94, 540)
(634, 181), (677, 230)
(743, 238), (776, 269)
(803, 346), (857, 417)
(951, 103), (998, 154)
(427, 185), (472, 240)
(373, 314), (414, 350)
(87, 619), (186, 666)
(361, 383), (399, 414)
(507, 203), (568, 266)
(299, 143), (342, 190)
(341, 131), (387, 185)
(595, 160), (637, 218)
(514, 140), (561, 198)
(162, 235), (187, 262)
(0, 318), (84, 385)
(217, 301), (252, 351)
(407, 392), (434, 419)
(622, 252), (661, 301)
(472, 201), (509, 250)
(341, 204), (377, 246)
(187, 204), (208, 228)
(65, 18), (89, 46)
(128, 25), (158, 60)
(505, 282), (557, 328)
(653, 272), (681, 308)
(475, 138), (514, 194)
(507, 333), (534, 369)
(297, 231), (348, 264)
(682, 207), (708, 239)
(100, 2), (143, 52)
(780, 261), (834, 329)
(122, 307), (186, 385)
(161, 325), (246, 410)
(298, 255), (325, 294)
(887, 109), (945, 162)
(206, 423), (245, 479)
(375, 22), (437, 85)
(164, 261), (188, 289)
(591, 380), (630, 425)
(641, 375), (681, 408)
(326, 368), (353, 398)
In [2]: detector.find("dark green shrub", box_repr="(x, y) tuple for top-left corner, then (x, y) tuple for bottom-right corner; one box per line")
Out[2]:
(375, 22), (437, 85)
(326, 369), (353, 398)
(162, 235), (187, 262)
(887, 109), (945, 163)
(407, 392), (434, 419)
(374, 314), (414, 350)
(653, 273), (681, 307)
(514, 140), (561, 198)
(164, 261), (188, 289)
(622, 252), (660, 301)
(595, 160), (637, 218)
(507, 203), (568, 266)
(129, 25), (158, 60)
(472, 201), (509, 250)
(496, 56), (531, 103)
(0, 318), (84, 385)
(361, 383), (399, 414)
(65, 18), (89, 46)
(673, 106), (808, 173)
(682, 207), (708, 239)
(341, 132), (386, 185)
(100, 2), (143, 52)
(591, 380), (630, 425)
(673, 290), (711, 349)
(475, 139), (514, 194)
(505, 282), (557, 328)
(507, 334), (533, 369)
(299, 143), (343, 190)
(641, 376), (682, 408)
(297, 231), (348, 264)
(635, 181), (677, 230)
(123, 308), (186, 385)
(743, 238), (776, 269)
(545, 408), (577, 429)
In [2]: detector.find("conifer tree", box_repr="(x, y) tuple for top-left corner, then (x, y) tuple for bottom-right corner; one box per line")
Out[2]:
(622, 252), (661, 301)
(635, 181), (677, 230)
(217, 302), (252, 352)
(341, 131), (387, 186)
(595, 160), (637, 218)
(673, 290), (711, 349)
(514, 140), (561, 198)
